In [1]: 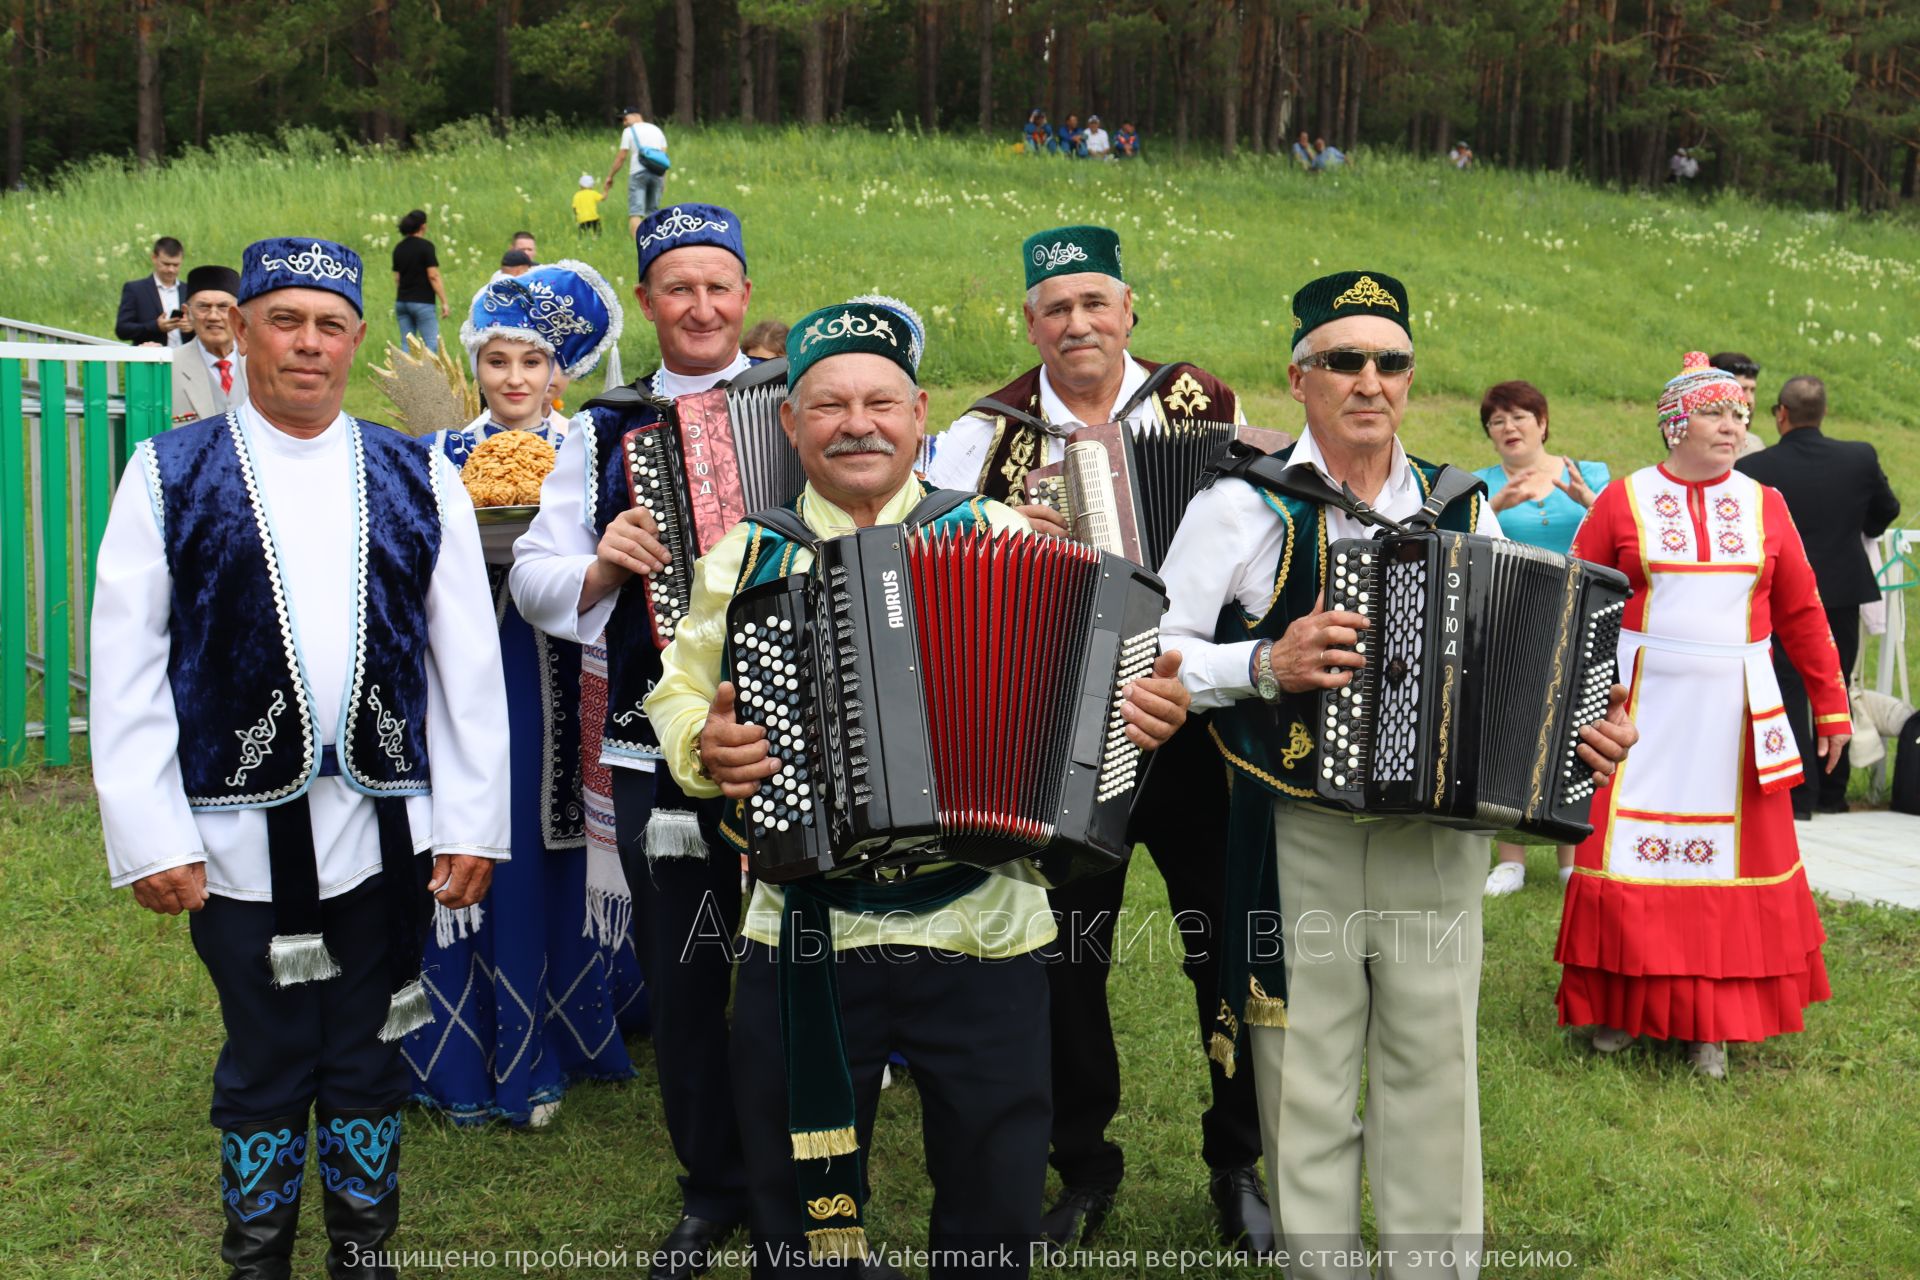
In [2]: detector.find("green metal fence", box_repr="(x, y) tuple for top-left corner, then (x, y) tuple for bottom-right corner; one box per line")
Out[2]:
(1, 327), (174, 767)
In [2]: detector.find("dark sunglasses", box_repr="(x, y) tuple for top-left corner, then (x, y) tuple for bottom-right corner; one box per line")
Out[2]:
(1298, 347), (1416, 376)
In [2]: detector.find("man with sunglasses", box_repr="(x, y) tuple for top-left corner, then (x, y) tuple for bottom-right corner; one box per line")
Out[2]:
(923, 224), (1272, 1255)
(1157, 270), (1636, 1279)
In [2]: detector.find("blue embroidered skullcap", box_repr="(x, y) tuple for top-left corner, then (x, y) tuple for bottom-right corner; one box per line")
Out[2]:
(460, 260), (625, 379)
(238, 237), (365, 315)
(787, 295), (926, 388)
(635, 203), (746, 282)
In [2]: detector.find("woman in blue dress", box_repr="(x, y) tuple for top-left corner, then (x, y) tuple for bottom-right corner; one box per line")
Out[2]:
(1472, 379), (1612, 898)
(404, 262), (648, 1126)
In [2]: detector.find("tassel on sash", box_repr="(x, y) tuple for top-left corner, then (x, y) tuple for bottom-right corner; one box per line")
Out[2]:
(269, 932), (343, 986)
(645, 808), (707, 861)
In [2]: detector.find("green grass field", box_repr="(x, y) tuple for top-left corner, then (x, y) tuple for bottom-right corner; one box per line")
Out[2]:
(4, 123), (1919, 1278)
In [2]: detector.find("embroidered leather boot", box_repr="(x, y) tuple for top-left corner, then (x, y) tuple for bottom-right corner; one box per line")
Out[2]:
(315, 1106), (402, 1279)
(219, 1114), (310, 1280)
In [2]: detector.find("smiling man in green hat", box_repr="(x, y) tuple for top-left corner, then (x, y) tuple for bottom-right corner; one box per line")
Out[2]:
(1156, 270), (1637, 1279)
(925, 225), (1270, 1255)
(645, 293), (1193, 1279)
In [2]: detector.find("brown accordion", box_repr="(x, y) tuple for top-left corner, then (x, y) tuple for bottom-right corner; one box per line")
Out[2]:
(622, 382), (803, 647)
(1019, 420), (1292, 570)
(726, 526), (1167, 886)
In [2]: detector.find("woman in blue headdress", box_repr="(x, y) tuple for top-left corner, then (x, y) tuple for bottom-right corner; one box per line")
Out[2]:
(405, 262), (648, 1127)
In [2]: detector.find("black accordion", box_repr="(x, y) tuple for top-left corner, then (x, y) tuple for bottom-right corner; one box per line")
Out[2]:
(623, 379), (802, 647)
(1315, 531), (1630, 842)
(1019, 420), (1292, 570)
(726, 526), (1167, 885)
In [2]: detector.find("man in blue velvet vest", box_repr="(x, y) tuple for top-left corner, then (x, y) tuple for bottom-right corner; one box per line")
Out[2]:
(1157, 271), (1635, 1280)
(509, 203), (772, 1279)
(644, 297), (1193, 1279)
(89, 237), (511, 1280)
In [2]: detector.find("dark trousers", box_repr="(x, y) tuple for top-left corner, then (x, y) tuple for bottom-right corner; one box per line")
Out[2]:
(1777, 604), (1859, 813)
(190, 866), (428, 1129)
(1042, 720), (1262, 1191)
(731, 940), (1050, 1280)
(615, 766), (750, 1224)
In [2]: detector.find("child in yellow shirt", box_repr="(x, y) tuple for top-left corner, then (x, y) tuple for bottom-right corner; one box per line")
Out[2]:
(571, 174), (604, 235)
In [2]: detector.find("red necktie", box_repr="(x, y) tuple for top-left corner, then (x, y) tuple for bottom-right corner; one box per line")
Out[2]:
(215, 359), (233, 395)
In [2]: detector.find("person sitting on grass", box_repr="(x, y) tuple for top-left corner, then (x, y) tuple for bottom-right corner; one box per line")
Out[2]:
(1115, 121), (1140, 159)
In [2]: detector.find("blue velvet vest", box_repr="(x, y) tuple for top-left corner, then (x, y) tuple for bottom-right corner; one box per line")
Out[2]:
(1208, 444), (1483, 802)
(143, 412), (442, 809)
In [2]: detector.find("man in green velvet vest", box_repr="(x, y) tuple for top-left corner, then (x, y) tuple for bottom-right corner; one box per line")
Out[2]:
(1157, 270), (1636, 1279)
(644, 295), (1192, 1279)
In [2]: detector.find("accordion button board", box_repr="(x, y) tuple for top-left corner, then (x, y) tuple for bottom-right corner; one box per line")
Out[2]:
(1315, 530), (1629, 843)
(726, 526), (1167, 886)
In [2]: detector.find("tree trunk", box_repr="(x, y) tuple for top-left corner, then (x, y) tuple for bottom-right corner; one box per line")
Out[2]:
(628, 35), (655, 120)
(1220, 5), (1241, 157)
(737, 9), (755, 122)
(675, 0), (696, 122)
(1507, 64), (1522, 163)
(800, 18), (826, 126)
(976, 0), (993, 131)
(4, 1), (23, 187)
(829, 9), (851, 120)
(134, 0), (162, 165)
(1247, 13), (1270, 154)
(494, 0), (515, 127)
(1173, 33), (1191, 151)
(1345, 40), (1363, 151)
(758, 26), (779, 123)
(367, 0), (393, 144)
(917, 0), (940, 130)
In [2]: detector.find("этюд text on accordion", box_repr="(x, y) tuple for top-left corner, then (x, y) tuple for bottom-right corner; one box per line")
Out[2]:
(725, 526), (1167, 886)
(1316, 530), (1630, 842)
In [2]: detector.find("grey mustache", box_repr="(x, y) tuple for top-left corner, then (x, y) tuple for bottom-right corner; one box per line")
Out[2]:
(823, 435), (897, 457)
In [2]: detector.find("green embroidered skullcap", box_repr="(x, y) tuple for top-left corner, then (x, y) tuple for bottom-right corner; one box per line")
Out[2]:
(1291, 270), (1412, 344)
(787, 295), (926, 387)
(1023, 224), (1124, 291)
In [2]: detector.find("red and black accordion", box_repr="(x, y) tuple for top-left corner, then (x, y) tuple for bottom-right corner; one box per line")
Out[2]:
(1316, 530), (1630, 842)
(726, 526), (1167, 885)
(623, 381), (802, 647)
(1019, 420), (1292, 570)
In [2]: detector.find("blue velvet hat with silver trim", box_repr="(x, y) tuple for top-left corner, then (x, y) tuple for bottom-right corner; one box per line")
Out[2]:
(459, 260), (624, 379)
(238, 237), (365, 315)
(634, 203), (746, 282)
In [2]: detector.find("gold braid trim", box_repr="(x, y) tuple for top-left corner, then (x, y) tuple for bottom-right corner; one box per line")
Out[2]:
(1209, 723), (1316, 799)
(806, 1227), (870, 1262)
(737, 523), (766, 592)
(1248, 491), (1300, 630)
(791, 1126), (860, 1160)
(1208, 1031), (1239, 1079)
(1246, 976), (1289, 1028)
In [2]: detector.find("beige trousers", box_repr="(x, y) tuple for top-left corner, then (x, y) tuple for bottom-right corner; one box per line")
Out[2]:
(1250, 800), (1486, 1280)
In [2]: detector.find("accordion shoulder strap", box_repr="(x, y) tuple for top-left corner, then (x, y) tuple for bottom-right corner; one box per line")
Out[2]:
(723, 356), (789, 394)
(900, 487), (978, 529)
(1111, 359), (1187, 422)
(581, 381), (674, 416)
(1407, 464), (1487, 529)
(966, 395), (1051, 435)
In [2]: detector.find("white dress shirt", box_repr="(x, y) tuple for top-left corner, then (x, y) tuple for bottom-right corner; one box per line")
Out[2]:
(155, 275), (183, 348)
(1159, 423), (1505, 710)
(91, 400), (512, 899)
(507, 352), (749, 774)
(924, 353), (1152, 489)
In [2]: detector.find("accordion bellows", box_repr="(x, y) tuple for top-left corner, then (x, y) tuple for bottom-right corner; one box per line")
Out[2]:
(728, 526), (1167, 886)
(1317, 530), (1630, 842)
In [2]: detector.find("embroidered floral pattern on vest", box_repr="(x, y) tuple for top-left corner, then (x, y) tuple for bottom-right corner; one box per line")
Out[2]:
(226, 689), (289, 788)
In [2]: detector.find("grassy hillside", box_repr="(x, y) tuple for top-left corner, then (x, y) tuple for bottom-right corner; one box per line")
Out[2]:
(4, 120), (1918, 496)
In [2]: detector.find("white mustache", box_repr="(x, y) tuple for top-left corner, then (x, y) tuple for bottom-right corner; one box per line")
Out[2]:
(823, 435), (896, 457)
(1058, 336), (1101, 352)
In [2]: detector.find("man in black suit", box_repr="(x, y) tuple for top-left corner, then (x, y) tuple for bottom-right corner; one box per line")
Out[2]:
(1737, 375), (1902, 815)
(114, 236), (188, 346)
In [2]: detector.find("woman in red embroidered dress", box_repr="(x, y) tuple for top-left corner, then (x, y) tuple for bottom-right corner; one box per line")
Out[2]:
(1554, 353), (1851, 1078)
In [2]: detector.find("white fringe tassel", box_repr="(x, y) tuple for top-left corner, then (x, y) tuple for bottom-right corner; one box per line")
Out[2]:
(432, 902), (484, 949)
(378, 978), (433, 1042)
(582, 885), (635, 949)
(268, 933), (343, 987)
(645, 809), (707, 862)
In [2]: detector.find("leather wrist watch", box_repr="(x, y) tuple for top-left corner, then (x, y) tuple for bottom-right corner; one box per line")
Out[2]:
(1253, 640), (1282, 704)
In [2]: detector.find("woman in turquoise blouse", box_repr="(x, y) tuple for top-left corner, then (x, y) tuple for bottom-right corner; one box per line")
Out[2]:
(1473, 380), (1610, 896)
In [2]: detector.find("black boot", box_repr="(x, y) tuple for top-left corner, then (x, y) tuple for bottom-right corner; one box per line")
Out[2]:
(220, 1114), (310, 1280)
(315, 1106), (403, 1280)
(1208, 1164), (1275, 1257)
